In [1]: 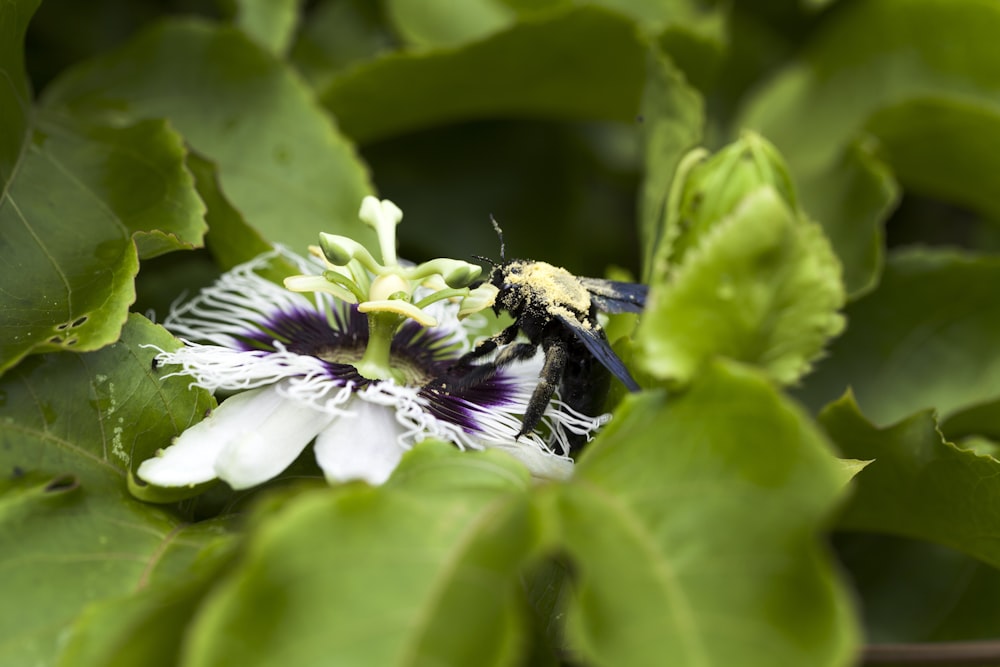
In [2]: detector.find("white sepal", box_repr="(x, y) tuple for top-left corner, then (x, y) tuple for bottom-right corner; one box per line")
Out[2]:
(211, 383), (336, 490)
(314, 399), (406, 485)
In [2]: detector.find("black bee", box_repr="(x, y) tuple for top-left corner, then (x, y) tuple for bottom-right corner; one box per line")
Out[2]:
(453, 219), (647, 444)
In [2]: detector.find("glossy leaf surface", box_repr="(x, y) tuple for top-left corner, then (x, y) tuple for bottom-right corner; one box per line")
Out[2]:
(0, 315), (215, 666)
(558, 361), (857, 666)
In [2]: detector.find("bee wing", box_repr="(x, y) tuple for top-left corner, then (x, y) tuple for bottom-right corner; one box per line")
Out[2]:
(554, 314), (641, 392)
(578, 277), (648, 314)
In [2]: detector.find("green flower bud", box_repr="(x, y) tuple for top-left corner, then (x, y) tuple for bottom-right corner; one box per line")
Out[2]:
(458, 283), (499, 318)
(672, 132), (798, 264)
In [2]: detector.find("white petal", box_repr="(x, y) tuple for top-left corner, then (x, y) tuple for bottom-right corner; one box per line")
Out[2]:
(488, 443), (575, 481)
(212, 384), (336, 490)
(136, 386), (276, 487)
(314, 399), (405, 485)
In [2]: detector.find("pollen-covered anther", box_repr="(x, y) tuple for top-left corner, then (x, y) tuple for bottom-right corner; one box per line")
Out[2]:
(283, 274), (358, 303)
(358, 300), (437, 327)
(358, 273), (437, 326)
(459, 283), (499, 317)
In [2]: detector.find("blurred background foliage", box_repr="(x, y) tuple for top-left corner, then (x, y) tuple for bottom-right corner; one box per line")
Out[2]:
(26, 0), (989, 286)
(9, 0), (1000, 663)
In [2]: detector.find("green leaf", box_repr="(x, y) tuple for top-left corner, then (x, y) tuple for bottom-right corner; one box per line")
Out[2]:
(320, 7), (649, 143)
(0, 314), (216, 666)
(942, 397), (1000, 443)
(836, 533), (1000, 643)
(0, 116), (206, 373)
(187, 152), (296, 275)
(0, 312), (213, 487)
(385, 0), (516, 48)
(556, 361), (857, 666)
(290, 0), (394, 89)
(54, 528), (236, 667)
(560, 0), (722, 34)
(656, 12), (727, 94)
(798, 248), (1000, 426)
(820, 393), (1000, 569)
(1, 1), (206, 373)
(636, 187), (845, 385)
(375, 0), (723, 60)
(865, 97), (1000, 219)
(738, 0), (1000, 296)
(184, 442), (540, 667)
(230, 0), (301, 55)
(0, 0), (36, 184)
(637, 48), (704, 276)
(42, 18), (375, 255)
(793, 139), (897, 297)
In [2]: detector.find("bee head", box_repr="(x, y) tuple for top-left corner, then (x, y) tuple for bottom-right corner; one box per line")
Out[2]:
(492, 260), (531, 315)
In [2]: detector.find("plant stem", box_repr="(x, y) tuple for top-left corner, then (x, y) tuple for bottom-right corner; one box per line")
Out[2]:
(354, 312), (403, 382)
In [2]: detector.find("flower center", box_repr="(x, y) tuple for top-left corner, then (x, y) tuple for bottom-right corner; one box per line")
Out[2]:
(314, 341), (436, 386)
(314, 345), (366, 366)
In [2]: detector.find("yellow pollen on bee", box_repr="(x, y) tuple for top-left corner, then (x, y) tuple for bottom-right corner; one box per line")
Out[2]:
(507, 261), (591, 314)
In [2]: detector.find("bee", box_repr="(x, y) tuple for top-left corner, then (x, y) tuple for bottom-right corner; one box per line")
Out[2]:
(453, 218), (647, 444)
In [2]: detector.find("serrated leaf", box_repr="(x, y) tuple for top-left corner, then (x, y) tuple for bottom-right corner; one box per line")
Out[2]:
(0, 115), (206, 373)
(942, 398), (1000, 444)
(320, 7), (649, 143)
(183, 442), (539, 667)
(636, 187), (845, 385)
(798, 248), (1000, 427)
(0, 314), (217, 666)
(821, 393), (1000, 569)
(556, 361), (857, 667)
(739, 0), (1000, 296)
(42, 18), (375, 255)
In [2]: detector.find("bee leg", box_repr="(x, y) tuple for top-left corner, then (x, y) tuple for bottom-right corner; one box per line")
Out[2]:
(453, 341), (537, 389)
(518, 339), (568, 438)
(426, 326), (521, 394)
(457, 323), (520, 364)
